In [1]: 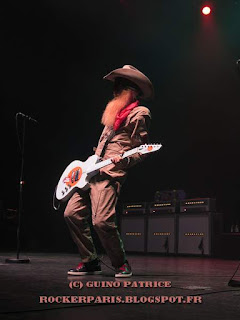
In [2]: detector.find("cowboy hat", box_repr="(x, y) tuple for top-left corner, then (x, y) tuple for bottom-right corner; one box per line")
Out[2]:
(103, 65), (154, 100)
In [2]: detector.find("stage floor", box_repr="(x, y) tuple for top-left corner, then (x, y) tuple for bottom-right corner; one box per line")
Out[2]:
(0, 253), (240, 320)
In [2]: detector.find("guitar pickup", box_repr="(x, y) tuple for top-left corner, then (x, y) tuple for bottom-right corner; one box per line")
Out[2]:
(71, 171), (75, 183)
(75, 170), (79, 181)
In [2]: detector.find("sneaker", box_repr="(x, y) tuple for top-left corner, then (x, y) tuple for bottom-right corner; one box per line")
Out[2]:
(68, 259), (102, 276)
(115, 261), (132, 278)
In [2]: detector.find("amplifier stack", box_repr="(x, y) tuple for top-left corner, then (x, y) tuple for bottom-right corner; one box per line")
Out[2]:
(120, 198), (222, 256)
(178, 198), (221, 255)
(147, 201), (177, 253)
(121, 203), (147, 252)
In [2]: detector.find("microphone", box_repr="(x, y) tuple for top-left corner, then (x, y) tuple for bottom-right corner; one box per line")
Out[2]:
(237, 59), (240, 65)
(16, 112), (38, 123)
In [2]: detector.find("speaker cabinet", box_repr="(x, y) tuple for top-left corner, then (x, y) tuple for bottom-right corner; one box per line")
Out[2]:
(120, 215), (146, 252)
(147, 214), (176, 253)
(177, 212), (222, 256)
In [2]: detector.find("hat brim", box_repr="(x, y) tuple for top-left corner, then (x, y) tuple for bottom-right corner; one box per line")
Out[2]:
(103, 68), (154, 100)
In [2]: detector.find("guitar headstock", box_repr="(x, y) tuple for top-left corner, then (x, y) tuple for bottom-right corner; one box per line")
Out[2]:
(137, 144), (162, 154)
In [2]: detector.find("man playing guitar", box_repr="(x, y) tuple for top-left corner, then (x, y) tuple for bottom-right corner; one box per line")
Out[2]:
(64, 65), (154, 277)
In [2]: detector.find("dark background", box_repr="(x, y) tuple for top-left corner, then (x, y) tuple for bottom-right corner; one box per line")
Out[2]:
(1, 0), (240, 252)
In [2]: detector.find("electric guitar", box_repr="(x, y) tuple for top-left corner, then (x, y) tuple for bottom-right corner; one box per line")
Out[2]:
(55, 144), (162, 202)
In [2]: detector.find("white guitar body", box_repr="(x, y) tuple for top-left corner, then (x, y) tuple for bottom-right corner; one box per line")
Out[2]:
(56, 155), (100, 202)
(55, 144), (162, 203)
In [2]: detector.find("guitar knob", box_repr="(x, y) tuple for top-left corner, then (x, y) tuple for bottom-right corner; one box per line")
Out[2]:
(62, 191), (65, 196)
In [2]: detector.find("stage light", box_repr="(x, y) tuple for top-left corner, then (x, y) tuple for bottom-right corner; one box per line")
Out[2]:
(202, 6), (211, 15)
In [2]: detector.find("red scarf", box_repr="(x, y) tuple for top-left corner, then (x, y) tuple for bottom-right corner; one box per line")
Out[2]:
(114, 100), (139, 131)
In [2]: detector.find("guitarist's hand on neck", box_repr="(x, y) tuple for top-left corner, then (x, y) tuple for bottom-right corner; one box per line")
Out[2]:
(111, 155), (124, 164)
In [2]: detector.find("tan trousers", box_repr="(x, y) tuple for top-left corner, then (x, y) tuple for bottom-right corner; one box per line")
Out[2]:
(64, 175), (126, 268)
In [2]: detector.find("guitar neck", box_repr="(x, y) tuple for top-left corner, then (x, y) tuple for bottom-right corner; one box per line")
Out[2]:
(88, 147), (139, 173)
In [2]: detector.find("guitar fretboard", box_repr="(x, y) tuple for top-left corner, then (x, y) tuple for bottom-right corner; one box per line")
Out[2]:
(86, 147), (139, 173)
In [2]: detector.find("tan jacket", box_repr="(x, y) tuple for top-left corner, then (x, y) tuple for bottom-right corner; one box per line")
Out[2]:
(95, 106), (151, 181)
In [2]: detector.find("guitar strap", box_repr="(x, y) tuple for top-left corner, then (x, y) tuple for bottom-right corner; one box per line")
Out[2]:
(99, 129), (116, 158)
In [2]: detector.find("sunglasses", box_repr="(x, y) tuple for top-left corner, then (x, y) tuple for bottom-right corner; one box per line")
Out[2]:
(113, 77), (142, 96)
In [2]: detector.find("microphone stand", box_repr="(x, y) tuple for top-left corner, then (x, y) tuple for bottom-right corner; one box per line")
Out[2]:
(6, 115), (30, 263)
